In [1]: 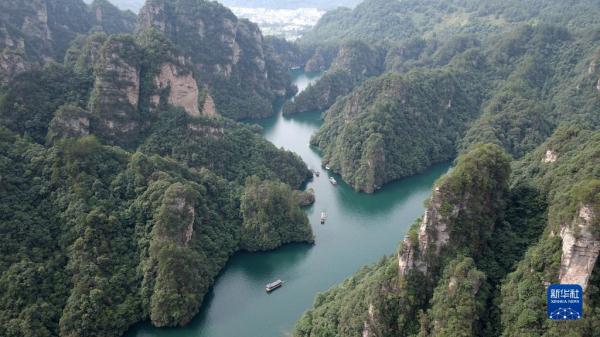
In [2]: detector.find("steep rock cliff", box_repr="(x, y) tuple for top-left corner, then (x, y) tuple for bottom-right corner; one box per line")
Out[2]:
(153, 62), (202, 117)
(398, 144), (510, 279)
(500, 126), (600, 336)
(0, 0), (135, 84)
(47, 104), (91, 143)
(89, 35), (142, 147)
(144, 182), (203, 327)
(559, 205), (599, 289)
(138, 0), (292, 119)
(294, 144), (511, 337)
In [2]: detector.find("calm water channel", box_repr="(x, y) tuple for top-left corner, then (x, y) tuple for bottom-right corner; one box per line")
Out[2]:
(126, 71), (450, 337)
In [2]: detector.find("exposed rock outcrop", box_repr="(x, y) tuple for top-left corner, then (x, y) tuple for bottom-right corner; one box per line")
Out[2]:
(154, 184), (197, 246)
(0, 50), (29, 85)
(543, 149), (558, 163)
(559, 205), (600, 289)
(0, 0), (134, 84)
(47, 105), (91, 143)
(398, 186), (451, 277)
(154, 63), (201, 117)
(361, 303), (375, 337)
(398, 144), (510, 279)
(90, 36), (141, 146)
(201, 92), (217, 116)
(138, 0), (289, 119)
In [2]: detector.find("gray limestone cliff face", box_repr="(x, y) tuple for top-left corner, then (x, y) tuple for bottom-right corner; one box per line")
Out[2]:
(47, 105), (91, 143)
(155, 186), (197, 246)
(559, 205), (599, 290)
(0, 50), (28, 85)
(153, 61), (202, 117)
(89, 37), (141, 145)
(398, 186), (451, 277)
(0, 0), (50, 83)
(137, 0), (285, 119)
(138, 1), (267, 82)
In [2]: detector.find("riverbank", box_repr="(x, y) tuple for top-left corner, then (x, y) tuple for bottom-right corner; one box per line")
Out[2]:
(125, 71), (449, 337)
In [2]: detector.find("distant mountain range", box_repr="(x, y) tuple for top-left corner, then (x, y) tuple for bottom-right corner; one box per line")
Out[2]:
(85, 0), (361, 12)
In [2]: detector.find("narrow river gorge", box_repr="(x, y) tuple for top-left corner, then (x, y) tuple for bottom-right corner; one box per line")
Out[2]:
(126, 71), (450, 337)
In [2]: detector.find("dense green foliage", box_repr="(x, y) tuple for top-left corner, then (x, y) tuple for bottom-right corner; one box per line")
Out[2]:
(2, 0), (600, 337)
(283, 41), (384, 115)
(283, 70), (355, 115)
(295, 125), (600, 337)
(300, 0), (600, 46)
(0, 0), (314, 336)
(306, 20), (600, 193)
(311, 69), (483, 192)
(140, 109), (311, 187)
(0, 129), (313, 336)
(294, 256), (402, 337)
(294, 144), (514, 337)
(418, 257), (487, 337)
(0, 63), (92, 143)
(240, 176), (314, 251)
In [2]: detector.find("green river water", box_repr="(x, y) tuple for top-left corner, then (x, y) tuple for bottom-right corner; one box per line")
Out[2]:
(126, 71), (450, 337)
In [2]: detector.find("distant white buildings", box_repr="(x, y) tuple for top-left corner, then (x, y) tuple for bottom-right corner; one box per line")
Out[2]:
(230, 7), (324, 40)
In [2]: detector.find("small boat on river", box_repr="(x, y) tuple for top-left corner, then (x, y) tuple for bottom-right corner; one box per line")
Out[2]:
(320, 211), (327, 224)
(266, 279), (283, 292)
(329, 177), (337, 185)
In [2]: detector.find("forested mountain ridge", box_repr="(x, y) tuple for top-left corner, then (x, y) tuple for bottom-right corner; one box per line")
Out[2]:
(280, 0), (600, 181)
(295, 131), (600, 337)
(304, 19), (600, 192)
(0, 0), (136, 85)
(290, 0), (600, 336)
(282, 40), (384, 116)
(300, 0), (600, 46)
(311, 67), (483, 192)
(137, 0), (296, 119)
(0, 0), (315, 336)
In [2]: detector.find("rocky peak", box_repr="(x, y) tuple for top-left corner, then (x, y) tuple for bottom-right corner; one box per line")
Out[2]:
(21, 0), (51, 43)
(398, 144), (510, 278)
(89, 0), (137, 34)
(95, 38), (140, 108)
(154, 183), (198, 246)
(0, 0), (134, 84)
(330, 41), (382, 78)
(398, 186), (451, 277)
(137, 0), (287, 119)
(89, 35), (141, 146)
(201, 92), (217, 116)
(559, 205), (600, 289)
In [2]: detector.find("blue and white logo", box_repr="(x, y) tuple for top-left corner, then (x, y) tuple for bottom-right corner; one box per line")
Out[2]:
(547, 284), (583, 320)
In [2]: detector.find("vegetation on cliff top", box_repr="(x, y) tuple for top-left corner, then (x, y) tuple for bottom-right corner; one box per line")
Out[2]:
(295, 125), (600, 337)
(0, 0), (313, 336)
